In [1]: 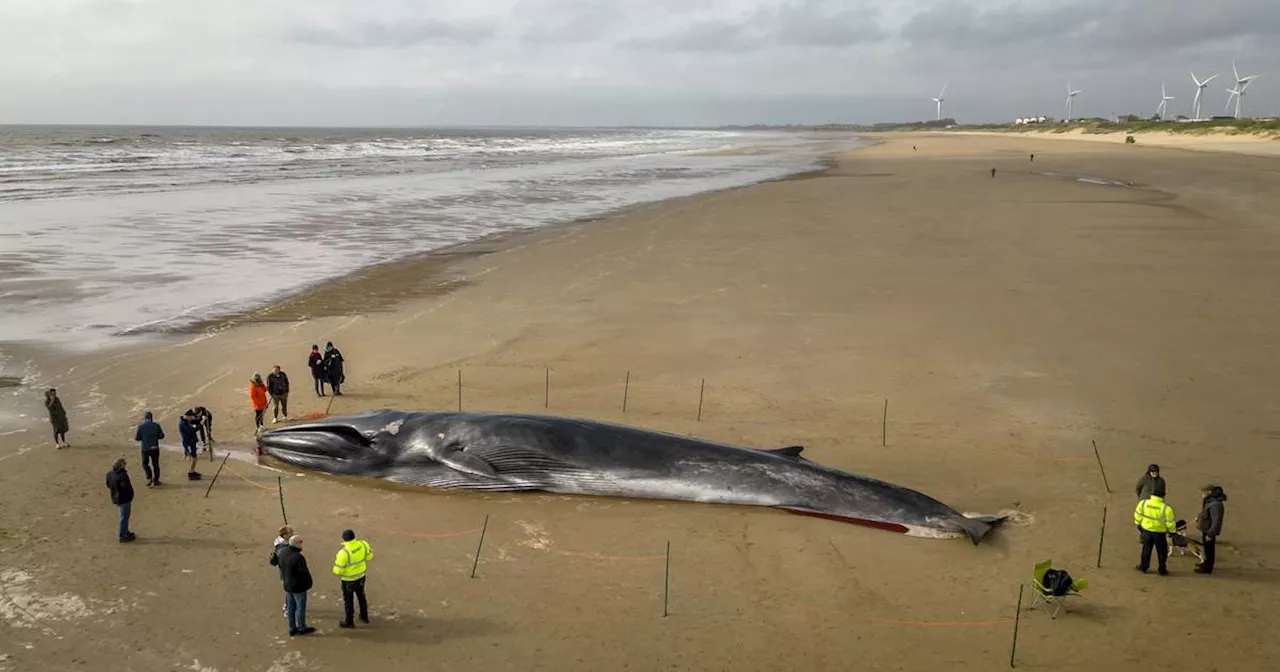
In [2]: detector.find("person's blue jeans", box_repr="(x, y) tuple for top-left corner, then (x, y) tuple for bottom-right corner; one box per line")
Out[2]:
(285, 591), (308, 632)
(118, 502), (132, 539)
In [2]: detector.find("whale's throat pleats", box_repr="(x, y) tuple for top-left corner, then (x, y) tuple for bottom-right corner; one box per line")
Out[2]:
(419, 442), (602, 491)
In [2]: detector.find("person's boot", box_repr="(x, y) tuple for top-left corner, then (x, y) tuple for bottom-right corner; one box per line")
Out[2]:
(338, 621), (355, 629)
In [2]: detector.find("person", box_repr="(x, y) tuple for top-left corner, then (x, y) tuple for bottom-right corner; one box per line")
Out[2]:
(333, 529), (373, 628)
(249, 373), (269, 433)
(267, 365), (291, 423)
(1195, 484), (1227, 575)
(269, 525), (295, 617)
(323, 343), (345, 396)
(275, 535), (317, 636)
(1135, 464), (1166, 500)
(134, 411), (165, 487)
(990, 167), (996, 178)
(308, 345), (326, 397)
(179, 410), (203, 480)
(193, 406), (214, 448)
(105, 457), (136, 543)
(45, 388), (70, 449)
(1134, 481), (1176, 575)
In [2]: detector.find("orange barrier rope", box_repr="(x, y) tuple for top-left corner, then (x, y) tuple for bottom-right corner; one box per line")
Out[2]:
(552, 549), (666, 561)
(222, 462), (276, 491)
(372, 527), (483, 540)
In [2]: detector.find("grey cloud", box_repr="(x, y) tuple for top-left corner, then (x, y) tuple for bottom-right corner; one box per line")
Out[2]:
(903, 0), (1280, 57)
(624, 0), (884, 52)
(292, 19), (497, 49)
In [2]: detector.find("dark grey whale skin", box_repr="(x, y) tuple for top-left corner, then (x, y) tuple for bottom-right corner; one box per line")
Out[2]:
(259, 409), (1005, 544)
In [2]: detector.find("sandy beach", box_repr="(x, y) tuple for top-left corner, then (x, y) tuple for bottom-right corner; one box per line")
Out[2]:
(3, 131), (1280, 671)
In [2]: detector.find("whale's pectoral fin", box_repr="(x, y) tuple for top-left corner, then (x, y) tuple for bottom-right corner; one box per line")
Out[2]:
(440, 443), (584, 487)
(758, 445), (806, 459)
(438, 451), (502, 480)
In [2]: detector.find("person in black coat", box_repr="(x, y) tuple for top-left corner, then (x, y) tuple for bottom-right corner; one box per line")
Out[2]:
(275, 536), (317, 636)
(45, 388), (70, 449)
(322, 342), (345, 396)
(105, 458), (136, 543)
(308, 345), (326, 397)
(1195, 485), (1227, 574)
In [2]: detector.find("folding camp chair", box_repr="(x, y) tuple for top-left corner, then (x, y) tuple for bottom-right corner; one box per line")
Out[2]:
(1029, 558), (1087, 619)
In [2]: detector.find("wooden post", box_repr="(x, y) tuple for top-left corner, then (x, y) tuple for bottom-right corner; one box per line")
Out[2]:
(203, 453), (230, 498)
(278, 476), (288, 525)
(1092, 439), (1111, 493)
(457, 369), (462, 412)
(1096, 505), (1108, 568)
(882, 399), (888, 447)
(622, 371), (630, 412)
(544, 367), (550, 409)
(696, 378), (705, 421)
(663, 541), (671, 617)
(1010, 584), (1024, 668)
(469, 514), (490, 579)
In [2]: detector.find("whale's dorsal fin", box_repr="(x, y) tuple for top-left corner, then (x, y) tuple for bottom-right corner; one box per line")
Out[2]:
(760, 445), (806, 459)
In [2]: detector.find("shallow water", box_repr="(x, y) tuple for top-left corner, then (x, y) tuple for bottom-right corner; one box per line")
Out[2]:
(0, 126), (855, 358)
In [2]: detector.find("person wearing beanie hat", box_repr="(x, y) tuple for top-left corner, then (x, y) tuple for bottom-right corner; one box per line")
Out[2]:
(1195, 484), (1227, 574)
(134, 410), (165, 486)
(1135, 464), (1166, 500)
(1134, 480), (1176, 575)
(333, 528), (373, 628)
(249, 373), (269, 434)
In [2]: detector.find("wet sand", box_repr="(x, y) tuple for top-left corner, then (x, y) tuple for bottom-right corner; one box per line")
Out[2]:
(3, 132), (1280, 671)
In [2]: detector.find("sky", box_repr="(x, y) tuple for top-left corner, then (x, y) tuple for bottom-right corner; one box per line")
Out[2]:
(1, 0), (1278, 127)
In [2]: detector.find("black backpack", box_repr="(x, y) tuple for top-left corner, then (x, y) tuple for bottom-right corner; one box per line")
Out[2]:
(1042, 568), (1074, 596)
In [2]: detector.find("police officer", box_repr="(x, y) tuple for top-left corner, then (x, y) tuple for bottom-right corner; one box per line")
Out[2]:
(333, 529), (373, 628)
(1134, 481), (1176, 575)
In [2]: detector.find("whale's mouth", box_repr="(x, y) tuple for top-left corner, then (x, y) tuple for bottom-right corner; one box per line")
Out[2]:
(258, 421), (373, 471)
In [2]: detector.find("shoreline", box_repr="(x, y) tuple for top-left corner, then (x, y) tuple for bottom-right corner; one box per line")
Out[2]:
(4, 131), (1278, 671)
(0, 135), (857, 367)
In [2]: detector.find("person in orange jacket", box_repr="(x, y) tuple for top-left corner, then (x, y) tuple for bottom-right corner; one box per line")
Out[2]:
(249, 373), (270, 434)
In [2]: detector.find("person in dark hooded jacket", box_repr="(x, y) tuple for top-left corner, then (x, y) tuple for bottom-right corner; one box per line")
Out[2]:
(275, 536), (316, 636)
(1195, 484), (1227, 574)
(322, 342), (345, 396)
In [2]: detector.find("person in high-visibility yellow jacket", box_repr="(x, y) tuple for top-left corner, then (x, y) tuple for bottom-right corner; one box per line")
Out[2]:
(1133, 483), (1176, 575)
(333, 529), (373, 628)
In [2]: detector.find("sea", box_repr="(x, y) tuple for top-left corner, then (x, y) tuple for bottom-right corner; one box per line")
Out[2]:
(0, 125), (854, 377)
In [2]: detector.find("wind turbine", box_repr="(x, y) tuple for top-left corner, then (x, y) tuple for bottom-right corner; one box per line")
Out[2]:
(1155, 82), (1175, 120)
(1227, 60), (1260, 119)
(1064, 81), (1082, 121)
(1191, 71), (1218, 121)
(931, 83), (948, 121)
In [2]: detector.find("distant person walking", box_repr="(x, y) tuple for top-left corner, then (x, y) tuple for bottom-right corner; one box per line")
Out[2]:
(323, 343), (345, 396)
(276, 535), (317, 636)
(179, 410), (203, 480)
(45, 388), (70, 449)
(267, 365), (291, 423)
(193, 406), (214, 448)
(333, 529), (373, 628)
(105, 457), (136, 543)
(1195, 485), (1227, 575)
(308, 345), (326, 397)
(249, 373), (269, 433)
(134, 411), (165, 487)
(1134, 482), (1176, 575)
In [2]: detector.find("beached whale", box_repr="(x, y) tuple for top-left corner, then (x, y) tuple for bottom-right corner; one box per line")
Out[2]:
(258, 410), (1006, 544)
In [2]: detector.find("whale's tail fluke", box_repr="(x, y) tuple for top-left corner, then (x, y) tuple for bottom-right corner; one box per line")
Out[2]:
(954, 514), (1008, 545)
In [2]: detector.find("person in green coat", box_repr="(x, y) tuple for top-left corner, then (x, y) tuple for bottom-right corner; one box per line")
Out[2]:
(45, 388), (70, 449)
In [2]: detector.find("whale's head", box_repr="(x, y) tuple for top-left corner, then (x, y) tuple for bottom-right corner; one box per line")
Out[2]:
(257, 410), (512, 486)
(258, 409), (441, 476)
